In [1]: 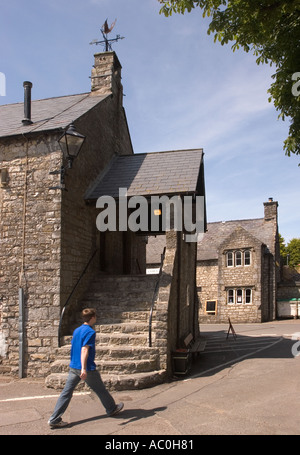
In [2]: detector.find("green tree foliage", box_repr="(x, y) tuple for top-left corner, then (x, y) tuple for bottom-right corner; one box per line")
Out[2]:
(279, 233), (287, 262)
(279, 234), (300, 268)
(286, 238), (300, 268)
(159, 0), (300, 160)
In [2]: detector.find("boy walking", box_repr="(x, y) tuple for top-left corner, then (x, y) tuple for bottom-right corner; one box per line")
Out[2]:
(48, 308), (123, 428)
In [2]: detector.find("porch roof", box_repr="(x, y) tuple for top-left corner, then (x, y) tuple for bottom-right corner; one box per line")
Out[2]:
(85, 148), (204, 200)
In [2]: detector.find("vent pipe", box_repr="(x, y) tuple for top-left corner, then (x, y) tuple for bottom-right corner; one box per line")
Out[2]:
(22, 81), (33, 125)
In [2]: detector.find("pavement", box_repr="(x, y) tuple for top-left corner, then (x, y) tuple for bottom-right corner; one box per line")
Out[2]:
(1, 320), (300, 440)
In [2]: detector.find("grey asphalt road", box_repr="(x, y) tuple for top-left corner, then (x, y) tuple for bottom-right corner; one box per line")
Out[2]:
(1, 320), (300, 439)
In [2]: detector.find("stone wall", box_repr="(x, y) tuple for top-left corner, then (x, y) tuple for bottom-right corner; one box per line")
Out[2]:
(198, 227), (264, 323)
(0, 133), (62, 376)
(197, 259), (218, 323)
(152, 231), (198, 375)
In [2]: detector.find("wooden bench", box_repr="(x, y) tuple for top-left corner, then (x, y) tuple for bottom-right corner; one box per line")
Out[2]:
(184, 333), (206, 357)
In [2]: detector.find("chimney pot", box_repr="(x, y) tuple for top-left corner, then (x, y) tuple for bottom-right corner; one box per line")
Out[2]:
(22, 81), (33, 125)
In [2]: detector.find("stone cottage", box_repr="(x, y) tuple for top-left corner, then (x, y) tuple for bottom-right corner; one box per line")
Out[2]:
(0, 51), (206, 388)
(147, 199), (280, 324)
(196, 199), (280, 323)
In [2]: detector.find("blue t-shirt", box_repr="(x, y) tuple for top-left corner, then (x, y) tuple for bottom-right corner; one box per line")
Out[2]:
(69, 324), (96, 371)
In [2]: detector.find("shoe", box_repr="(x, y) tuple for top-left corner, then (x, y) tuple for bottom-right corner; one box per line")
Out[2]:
(108, 402), (124, 417)
(48, 419), (69, 429)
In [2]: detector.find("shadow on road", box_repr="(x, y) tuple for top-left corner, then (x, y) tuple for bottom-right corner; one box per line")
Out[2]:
(68, 406), (167, 428)
(176, 326), (299, 380)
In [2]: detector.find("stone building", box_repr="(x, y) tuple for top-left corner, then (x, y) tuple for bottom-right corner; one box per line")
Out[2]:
(147, 199), (280, 324)
(0, 51), (206, 388)
(196, 199), (280, 323)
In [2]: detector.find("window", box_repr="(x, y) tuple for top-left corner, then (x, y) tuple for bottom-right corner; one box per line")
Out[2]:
(0, 169), (8, 187)
(227, 288), (253, 305)
(226, 249), (252, 267)
(227, 252), (233, 267)
(244, 250), (251, 266)
(236, 289), (243, 303)
(245, 288), (252, 304)
(235, 251), (242, 266)
(227, 289), (235, 304)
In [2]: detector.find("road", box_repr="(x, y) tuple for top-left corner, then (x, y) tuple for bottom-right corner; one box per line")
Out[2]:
(1, 320), (300, 437)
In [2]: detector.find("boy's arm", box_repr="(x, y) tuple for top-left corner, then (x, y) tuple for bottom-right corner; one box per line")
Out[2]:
(80, 345), (89, 380)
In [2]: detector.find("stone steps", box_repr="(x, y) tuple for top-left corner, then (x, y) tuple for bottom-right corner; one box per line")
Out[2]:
(49, 357), (159, 374)
(97, 331), (149, 346)
(46, 273), (166, 391)
(54, 344), (160, 361)
(46, 369), (167, 391)
(95, 309), (155, 324)
(83, 275), (156, 297)
(97, 322), (149, 334)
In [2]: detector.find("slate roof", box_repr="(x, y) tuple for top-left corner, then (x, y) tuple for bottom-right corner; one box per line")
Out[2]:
(0, 92), (108, 139)
(197, 218), (276, 260)
(146, 217), (276, 264)
(85, 148), (204, 200)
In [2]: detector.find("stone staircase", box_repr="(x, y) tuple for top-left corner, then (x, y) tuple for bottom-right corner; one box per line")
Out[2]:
(45, 274), (167, 391)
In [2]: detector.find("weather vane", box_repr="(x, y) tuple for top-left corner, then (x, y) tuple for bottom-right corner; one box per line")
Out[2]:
(90, 19), (125, 51)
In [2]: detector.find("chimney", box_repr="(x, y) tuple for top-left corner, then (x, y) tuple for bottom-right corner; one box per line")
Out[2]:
(264, 198), (278, 221)
(22, 81), (33, 125)
(91, 51), (123, 102)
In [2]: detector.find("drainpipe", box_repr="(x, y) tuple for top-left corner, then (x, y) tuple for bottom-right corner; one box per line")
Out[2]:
(19, 287), (25, 378)
(176, 231), (181, 347)
(19, 132), (29, 377)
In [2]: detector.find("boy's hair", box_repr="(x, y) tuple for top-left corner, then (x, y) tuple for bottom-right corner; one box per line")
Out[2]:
(82, 308), (96, 322)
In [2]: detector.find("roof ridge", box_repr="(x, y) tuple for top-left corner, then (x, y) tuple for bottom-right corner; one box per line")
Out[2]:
(0, 92), (90, 108)
(31, 92), (90, 103)
(118, 148), (204, 157)
(207, 217), (264, 225)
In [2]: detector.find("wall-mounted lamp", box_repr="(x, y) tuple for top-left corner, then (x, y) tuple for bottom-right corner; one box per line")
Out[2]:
(50, 122), (86, 190)
(58, 123), (86, 169)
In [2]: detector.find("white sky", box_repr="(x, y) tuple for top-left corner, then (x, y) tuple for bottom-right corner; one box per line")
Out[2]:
(0, 0), (299, 243)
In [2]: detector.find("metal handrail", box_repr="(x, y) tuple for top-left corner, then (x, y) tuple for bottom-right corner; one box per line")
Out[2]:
(58, 249), (97, 347)
(149, 247), (166, 347)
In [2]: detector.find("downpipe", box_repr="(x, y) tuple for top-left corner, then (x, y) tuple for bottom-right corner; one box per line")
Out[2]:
(19, 287), (25, 378)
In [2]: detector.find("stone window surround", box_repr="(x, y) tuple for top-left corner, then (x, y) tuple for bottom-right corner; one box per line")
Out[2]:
(225, 249), (252, 267)
(226, 287), (253, 304)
